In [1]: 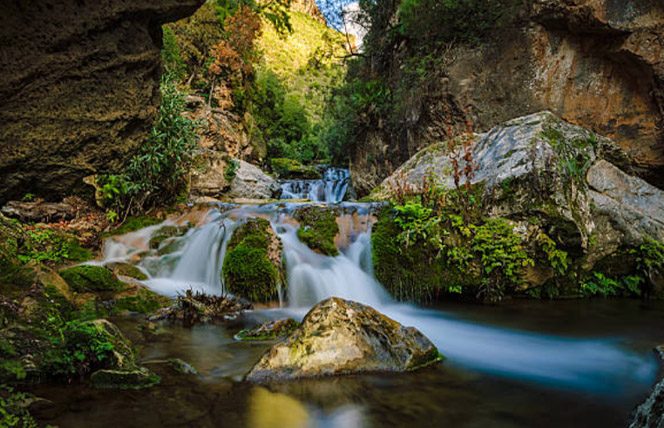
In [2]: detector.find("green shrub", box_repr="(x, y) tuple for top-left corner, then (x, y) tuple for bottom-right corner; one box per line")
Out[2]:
(0, 386), (38, 428)
(580, 272), (642, 298)
(99, 74), (198, 216)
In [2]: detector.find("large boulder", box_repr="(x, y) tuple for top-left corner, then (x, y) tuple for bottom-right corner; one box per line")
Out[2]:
(0, 0), (205, 203)
(375, 112), (664, 251)
(246, 297), (441, 382)
(226, 160), (281, 200)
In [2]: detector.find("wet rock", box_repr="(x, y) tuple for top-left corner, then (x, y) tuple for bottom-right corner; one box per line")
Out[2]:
(90, 367), (160, 390)
(223, 218), (284, 303)
(246, 298), (441, 382)
(149, 290), (252, 326)
(226, 160), (281, 200)
(293, 206), (340, 256)
(630, 378), (664, 428)
(0, 0), (205, 202)
(235, 319), (300, 342)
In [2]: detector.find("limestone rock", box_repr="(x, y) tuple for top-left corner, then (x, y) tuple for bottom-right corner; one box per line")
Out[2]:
(0, 0), (205, 203)
(226, 161), (281, 200)
(235, 319), (300, 342)
(246, 297), (441, 382)
(630, 346), (664, 428)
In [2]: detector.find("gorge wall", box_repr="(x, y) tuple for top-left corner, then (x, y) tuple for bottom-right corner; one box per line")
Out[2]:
(349, 0), (664, 195)
(0, 0), (205, 203)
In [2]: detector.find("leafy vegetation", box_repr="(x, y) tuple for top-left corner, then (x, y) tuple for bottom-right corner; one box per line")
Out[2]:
(0, 386), (38, 428)
(16, 227), (91, 266)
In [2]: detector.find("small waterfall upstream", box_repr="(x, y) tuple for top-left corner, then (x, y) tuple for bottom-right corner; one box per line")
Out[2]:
(101, 179), (657, 395)
(279, 167), (350, 203)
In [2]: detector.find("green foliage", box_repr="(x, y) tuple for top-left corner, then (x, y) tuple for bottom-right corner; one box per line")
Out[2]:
(294, 207), (340, 256)
(59, 265), (125, 293)
(580, 272), (641, 298)
(632, 238), (664, 274)
(44, 320), (116, 380)
(397, 0), (518, 45)
(162, 26), (186, 81)
(16, 228), (92, 266)
(223, 219), (282, 303)
(541, 127), (596, 185)
(270, 158), (320, 179)
(99, 75), (198, 216)
(0, 386), (38, 428)
(536, 232), (568, 275)
(224, 159), (240, 182)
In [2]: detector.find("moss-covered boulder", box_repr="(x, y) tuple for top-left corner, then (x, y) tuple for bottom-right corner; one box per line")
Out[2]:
(112, 283), (171, 315)
(246, 298), (441, 382)
(107, 262), (148, 280)
(0, 213), (35, 288)
(90, 368), (160, 390)
(293, 206), (339, 256)
(59, 265), (126, 293)
(223, 219), (283, 303)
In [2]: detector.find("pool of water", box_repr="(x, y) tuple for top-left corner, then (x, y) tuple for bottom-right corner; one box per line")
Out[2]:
(29, 299), (664, 428)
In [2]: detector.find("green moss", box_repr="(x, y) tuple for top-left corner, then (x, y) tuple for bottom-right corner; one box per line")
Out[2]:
(271, 158), (320, 179)
(112, 288), (170, 315)
(90, 368), (160, 390)
(59, 265), (126, 293)
(109, 262), (148, 280)
(294, 206), (339, 256)
(223, 219), (282, 303)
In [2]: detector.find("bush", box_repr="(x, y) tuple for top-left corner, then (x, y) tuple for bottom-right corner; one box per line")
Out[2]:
(99, 74), (198, 216)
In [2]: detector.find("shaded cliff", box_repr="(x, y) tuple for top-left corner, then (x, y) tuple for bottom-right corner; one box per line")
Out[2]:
(0, 0), (205, 203)
(342, 0), (664, 195)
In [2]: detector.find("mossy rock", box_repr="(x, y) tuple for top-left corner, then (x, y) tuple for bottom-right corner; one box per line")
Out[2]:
(371, 207), (481, 303)
(0, 213), (36, 288)
(271, 158), (321, 179)
(223, 218), (283, 303)
(112, 286), (171, 315)
(108, 262), (148, 280)
(293, 206), (339, 256)
(148, 225), (189, 250)
(106, 216), (162, 237)
(59, 265), (126, 293)
(90, 367), (160, 390)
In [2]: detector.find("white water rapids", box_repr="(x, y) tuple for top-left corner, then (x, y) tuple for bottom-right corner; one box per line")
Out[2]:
(101, 201), (657, 395)
(279, 167), (350, 203)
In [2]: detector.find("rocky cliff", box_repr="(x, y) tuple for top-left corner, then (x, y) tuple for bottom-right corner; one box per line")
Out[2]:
(349, 0), (664, 195)
(0, 0), (204, 203)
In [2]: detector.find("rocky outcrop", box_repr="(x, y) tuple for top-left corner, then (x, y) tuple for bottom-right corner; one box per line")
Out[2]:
(374, 112), (664, 292)
(246, 297), (440, 382)
(350, 0), (664, 194)
(630, 346), (664, 428)
(0, 0), (205, 203)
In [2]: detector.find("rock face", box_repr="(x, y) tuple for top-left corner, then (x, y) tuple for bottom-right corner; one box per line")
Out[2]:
(374, 112), (664, 287)
(350, 0), (664, 194)
(246, 297), (440, 382)
(0, 0), (205, 203)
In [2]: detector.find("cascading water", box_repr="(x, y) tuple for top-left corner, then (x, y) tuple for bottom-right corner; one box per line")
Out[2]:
(101, 198), (657, 396)
(279, 167), (350, 203)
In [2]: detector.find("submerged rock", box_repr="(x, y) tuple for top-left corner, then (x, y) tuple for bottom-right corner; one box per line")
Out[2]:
(246, 298), (441, 382)
(90, 368), (160, 390)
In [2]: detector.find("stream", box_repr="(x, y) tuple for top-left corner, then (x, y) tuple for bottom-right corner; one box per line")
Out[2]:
(31, 169), (664, 427)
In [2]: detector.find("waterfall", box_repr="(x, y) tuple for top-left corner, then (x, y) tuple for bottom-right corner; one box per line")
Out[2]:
(280, 167), (350, 203)
(100, 200), (656, 395)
